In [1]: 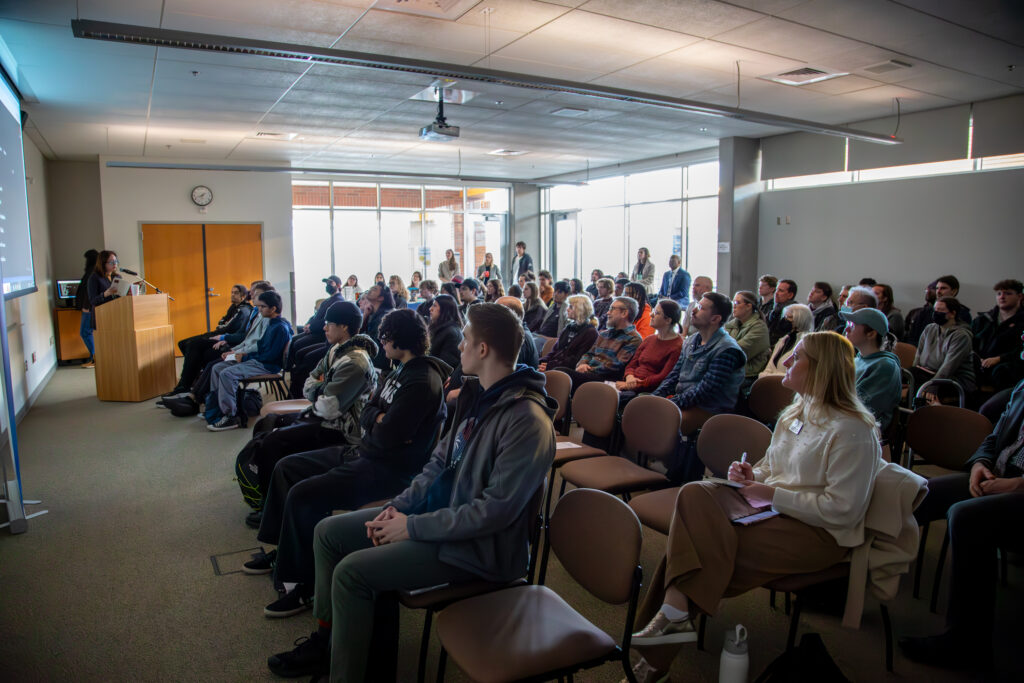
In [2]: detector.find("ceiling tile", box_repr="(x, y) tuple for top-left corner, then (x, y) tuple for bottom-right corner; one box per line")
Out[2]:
(454, 0), (570, 33)
(713, 16), (867, 63)
(580, 0), (763, 39)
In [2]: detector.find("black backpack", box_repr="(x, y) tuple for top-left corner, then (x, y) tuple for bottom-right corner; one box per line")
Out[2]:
(754, 633), (851, 683)
(240, 388), (263, 417)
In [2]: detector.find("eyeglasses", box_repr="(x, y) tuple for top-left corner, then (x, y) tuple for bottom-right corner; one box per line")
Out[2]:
(106, 259), (118, 264)
(609, 305), (628, 312)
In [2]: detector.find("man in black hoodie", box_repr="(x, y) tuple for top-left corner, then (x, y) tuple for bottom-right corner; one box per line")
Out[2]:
(250, 308), (452, 619)
(266, 304), (556, 682)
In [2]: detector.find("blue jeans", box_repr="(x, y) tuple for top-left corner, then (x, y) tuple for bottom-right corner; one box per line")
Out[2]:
(80, 311), (94, 356)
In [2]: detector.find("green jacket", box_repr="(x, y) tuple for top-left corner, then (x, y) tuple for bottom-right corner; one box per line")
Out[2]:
(725, 315), (771, 377)
(302, 335), (379, 437)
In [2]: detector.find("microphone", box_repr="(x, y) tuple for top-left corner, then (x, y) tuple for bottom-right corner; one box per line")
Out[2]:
(119, 268), (139, 275)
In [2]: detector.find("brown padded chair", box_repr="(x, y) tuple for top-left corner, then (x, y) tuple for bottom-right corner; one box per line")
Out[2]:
(259, 398), (311, 417)
(435, 488), (643, 683)
(543, 369), (571, 433)
(558, 395), (681, 503)
(904, 405), (992, 608)
(543, 381), (619, 521)
(892, 341), (916, 370)
(539, 335), (558, 358)
(747, 375), (795, 426)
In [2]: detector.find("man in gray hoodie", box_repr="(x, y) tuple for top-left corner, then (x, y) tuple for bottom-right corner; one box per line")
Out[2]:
(266, 303), (556, 682)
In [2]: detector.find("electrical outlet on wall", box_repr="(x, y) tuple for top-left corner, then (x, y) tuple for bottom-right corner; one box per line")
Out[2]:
(23, 360), (28, 372)
(50, 335), (55, 346)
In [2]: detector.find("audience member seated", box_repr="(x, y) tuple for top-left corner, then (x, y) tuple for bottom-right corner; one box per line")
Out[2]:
(913, 296), (976, 400)
(625, 282), (656, 338)
(414, 279), (438, 320)
(614, 277), (629, 297)
(842, 308), (902, 434)
(807, 281), (841, 332)
(972, 279), (1024, 394)
(250, 309), (450, 618)
(593, 277), (615, 329)
(506, 283), (522, 298)
(935, 274), (972, 323)
(558, 296), (642, 391)
(426, 293), (464, 369)
(837, 284), (851, 308)
(536, 280), (570, 339)
(873, 283), (905, 339)
(516, 269), (534, 293)
(757, 274), (777, 317)
(388, 275), (409, 310)
(439, 281), (459, 300)
(207, 291), (293, 432)
(616, 299), (683, 407)
(585, 268), (603, 298)
(904, 280), (938, 346)
(287, 275), (344, 373)
(766, 278), (798, 346)
(265, 304), (555, 682)
(570, 277), (585, 296)
(340, 274), (362, 303)
(538, 294), (598, 373)
(659, 254), (691, 306)
(760, 304), (813, 377)
(631, 247), (657, 295)
(360, 284), (396, 372)
(901, 372), (1024, 672)
(681, 276), (714, 336)
(629, 332), (883, 681)
(163, 283), (253, 399)
(858, 277), (877, 287)
(537, 270), (555, 304)
(408, 271), (422, 301)
(484, 278), (504, 303)
(725, 290), (771, 386)
(653, 293), (746, 428)
(522, 281), (547, 332)
(844, 284), (878, 314)
(234, 302), (377, 525)
(457, 277), (485, 318)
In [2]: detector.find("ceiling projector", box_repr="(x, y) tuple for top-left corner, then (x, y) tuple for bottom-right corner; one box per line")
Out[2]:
(419, 86), (460, 142)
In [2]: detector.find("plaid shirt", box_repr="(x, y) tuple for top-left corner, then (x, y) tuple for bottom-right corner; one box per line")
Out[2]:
(579, 324), (642, 376)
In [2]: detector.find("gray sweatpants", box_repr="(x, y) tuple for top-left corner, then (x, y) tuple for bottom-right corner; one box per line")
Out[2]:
(312, 508), (476, 682)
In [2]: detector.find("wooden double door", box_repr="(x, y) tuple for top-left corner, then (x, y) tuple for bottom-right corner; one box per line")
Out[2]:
(142, 223), (264, 353)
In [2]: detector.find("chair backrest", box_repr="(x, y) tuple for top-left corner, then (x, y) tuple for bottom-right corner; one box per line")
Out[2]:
(905, 405), (993, 470)
(540, 336), (557, 358)
(892, 342), (916, 370)
(571, 381), (619, 438)
(696, 414), (773, 478)
(748, 375), (796, 425)
(621, 395), (681, 461)
(543, 370), (572, 423)
(548, 488), (641, 605)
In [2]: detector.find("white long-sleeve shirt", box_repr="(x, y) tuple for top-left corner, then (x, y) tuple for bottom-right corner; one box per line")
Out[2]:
(753, 408), (883, 547)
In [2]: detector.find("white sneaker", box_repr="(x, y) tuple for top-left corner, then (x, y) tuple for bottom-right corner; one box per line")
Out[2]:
(621, 657), (668, 683)
(631, 611), (698, 646)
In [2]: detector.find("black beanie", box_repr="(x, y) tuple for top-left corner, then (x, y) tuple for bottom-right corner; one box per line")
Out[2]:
(325, 301), (363, 335)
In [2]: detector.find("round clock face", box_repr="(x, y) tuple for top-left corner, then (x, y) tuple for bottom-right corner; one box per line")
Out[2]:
(191, 185), (213, 206)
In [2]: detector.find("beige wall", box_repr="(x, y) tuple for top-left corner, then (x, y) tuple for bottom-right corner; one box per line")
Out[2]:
(46, 161), (105, 279)
(97, 159), (295, 319)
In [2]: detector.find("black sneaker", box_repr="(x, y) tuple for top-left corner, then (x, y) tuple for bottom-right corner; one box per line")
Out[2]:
(245, 510), (263, 529)
(207, 415), (240, 431)
(267, 629), (329, 677)
(243, 548), (275, 575)
(265, 586), (314, 618)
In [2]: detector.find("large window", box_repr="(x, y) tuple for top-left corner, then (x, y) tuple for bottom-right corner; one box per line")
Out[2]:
(292, 181), (510, 318)
(543, 160), (719, 287)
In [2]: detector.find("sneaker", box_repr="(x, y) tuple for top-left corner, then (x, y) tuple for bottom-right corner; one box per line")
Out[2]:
(267, 629), (329, 677)
(207, 415), (240, 431)
(631, 611), (698, 646)
(245, 510), (263, 530)
(243, 548), (275, 575)
(265, 587), (314, 618)
(621, 657), (668, 683)
(80, 359), (95, 369)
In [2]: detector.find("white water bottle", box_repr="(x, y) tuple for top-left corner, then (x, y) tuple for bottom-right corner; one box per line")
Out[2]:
(719, 624), (749, 683)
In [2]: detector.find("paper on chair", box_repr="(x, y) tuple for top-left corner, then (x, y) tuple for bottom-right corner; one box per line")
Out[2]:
(555, 441), (582, 449)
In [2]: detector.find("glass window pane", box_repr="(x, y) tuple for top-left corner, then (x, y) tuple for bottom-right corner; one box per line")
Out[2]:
(548, 184), (580, 211)
(292, 209), (333, 319)
(579, 176), (624, 209)
(380, 184), (422, 210)
(628, 202), (681, 277)
(685, 197), (718, 288)
(553, 214), (577, 281)
(332, 182), (377, 208)
(466, 187), (509, 212)
(425, 186), (464, 211)
(293, 180), (330, 207)
(627, 167), (682, 204)
(464, 214), (504, 278)
(425, 211), (459, 281)
(686, 161), (720, 198)
(579, 206), (626, 280)
(333, 210), (381, 297)
(380, 212), (424, 289)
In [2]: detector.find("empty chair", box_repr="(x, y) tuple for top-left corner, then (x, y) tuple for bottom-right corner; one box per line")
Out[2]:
(543, 369), (571, 433)
(747, 374), (796, 427)
(892, 341), (917, 370)
(259, 398), (312, 417)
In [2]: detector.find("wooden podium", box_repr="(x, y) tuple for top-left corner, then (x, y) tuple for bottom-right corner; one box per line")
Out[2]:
(94, 294), (176, 401)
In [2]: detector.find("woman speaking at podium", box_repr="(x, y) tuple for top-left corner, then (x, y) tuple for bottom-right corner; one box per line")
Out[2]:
(86, 250), (121, 335)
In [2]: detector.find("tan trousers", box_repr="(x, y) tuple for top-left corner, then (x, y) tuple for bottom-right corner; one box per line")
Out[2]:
(638, 481), (849, 624)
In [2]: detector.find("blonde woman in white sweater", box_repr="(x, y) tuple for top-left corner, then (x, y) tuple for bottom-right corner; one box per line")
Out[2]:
(628, 331), (882, 680)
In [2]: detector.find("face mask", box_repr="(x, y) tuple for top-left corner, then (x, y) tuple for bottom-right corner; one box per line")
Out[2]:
(933, 311), (948, 325)
(326, 283), (336, 294)
(840, 305), (852, 314)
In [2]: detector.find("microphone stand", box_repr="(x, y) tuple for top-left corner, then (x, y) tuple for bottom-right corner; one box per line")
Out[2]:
(119, 271), (175, 301)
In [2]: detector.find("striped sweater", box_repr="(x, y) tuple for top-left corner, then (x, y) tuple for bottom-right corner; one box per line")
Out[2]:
(578, 324), (643, 377)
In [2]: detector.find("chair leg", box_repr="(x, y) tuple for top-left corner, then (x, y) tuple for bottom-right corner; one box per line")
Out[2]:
(881, 604), (894, 673)
(769, 588), (776, 610)
(930, 530), (950, 613)
(435, 645), (447, 683)
(786, 594), (803, 650)
(784, 591), (791, 616)
(913, 522), (930, 599)
(543, 464), (557, 524)
(417, 609), (434, 683)
(697, 613), (707, 651)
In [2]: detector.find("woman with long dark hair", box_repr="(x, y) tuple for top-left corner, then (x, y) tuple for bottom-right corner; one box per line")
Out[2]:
(631, 246), (656, 295)
(616, 299), (683, 397)
(427, 293), (464, 368)
(625, 282), (655, 338)
(485, 279), (505, 303)
(76, 249), (99, 367)
(86, 250), (121, 332)
(438, 249), (460, 283)
(522, 281), (547, 333)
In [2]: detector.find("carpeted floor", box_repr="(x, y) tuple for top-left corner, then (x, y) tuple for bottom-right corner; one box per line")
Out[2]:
(0, 365), (1017, 682)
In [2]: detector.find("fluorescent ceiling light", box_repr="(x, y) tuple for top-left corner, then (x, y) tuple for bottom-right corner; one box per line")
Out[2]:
(488, 149), (529, 156)
(551, 107), (588, 118)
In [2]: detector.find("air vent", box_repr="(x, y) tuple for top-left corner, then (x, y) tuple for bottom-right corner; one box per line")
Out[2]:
(863, 59), (913, 74)
(551, 107), (588, 118)
(761, 66), (848, 86)
(372, 0), (479, 20)
(488, 149), (529, 156)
